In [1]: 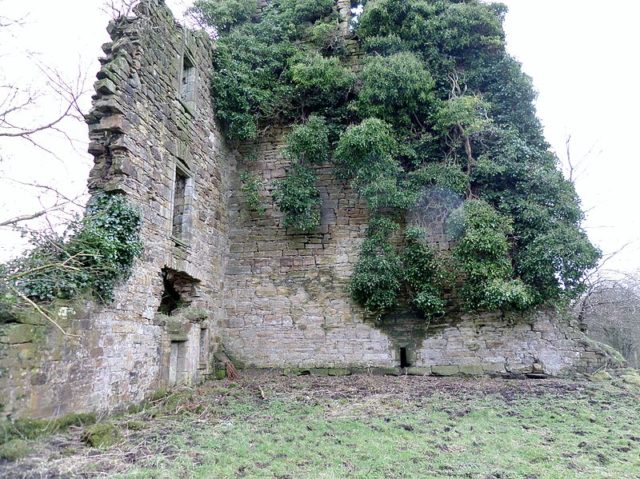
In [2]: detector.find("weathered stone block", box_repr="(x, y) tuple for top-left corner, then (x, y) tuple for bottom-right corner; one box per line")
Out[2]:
(431, 365), (461, 376)
(458, 365), (485, 376)
(0, 325), (38, 344)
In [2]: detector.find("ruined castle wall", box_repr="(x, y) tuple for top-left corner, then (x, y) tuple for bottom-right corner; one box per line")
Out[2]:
(222, 130), (617, 377)
(0, 0), (620, 420)
(0, 1), (232, 418)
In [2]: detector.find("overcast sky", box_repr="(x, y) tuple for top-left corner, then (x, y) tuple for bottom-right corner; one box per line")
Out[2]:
(1, 0), (638, 275)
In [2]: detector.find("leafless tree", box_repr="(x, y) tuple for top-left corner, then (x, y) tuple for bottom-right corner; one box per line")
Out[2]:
(578, 273), (640, 367)
(0, 5), (89, 237)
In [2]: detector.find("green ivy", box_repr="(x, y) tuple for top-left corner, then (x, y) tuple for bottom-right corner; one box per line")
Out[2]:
(273, 164), (321, 232)
(355, 52), (435, 127)
(350, 217), (403, 317)
(447, 199), (532, 311)
(401, 227), (446, 317)
(192, 0), (600, 317)
(188, 0), (257, 33)
(2, 194), (142, 306)
(240, 171), (266, 215)
(283, 116), (330, 165)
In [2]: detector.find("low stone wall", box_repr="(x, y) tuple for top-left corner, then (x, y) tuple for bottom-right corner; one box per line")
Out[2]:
(0, 0), (622, 420)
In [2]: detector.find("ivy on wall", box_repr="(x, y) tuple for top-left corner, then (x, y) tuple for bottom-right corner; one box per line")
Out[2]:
(0, 194), (142, 320)
(192, 0), (600, 318)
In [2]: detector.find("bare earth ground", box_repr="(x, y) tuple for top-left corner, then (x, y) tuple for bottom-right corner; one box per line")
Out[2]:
(1, 372), (639, 479)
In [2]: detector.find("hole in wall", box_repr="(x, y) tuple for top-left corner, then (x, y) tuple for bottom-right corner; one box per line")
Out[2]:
(159, 272), (182, 315)
(400, 347), (411, 368)
(157, 267), (199, 315)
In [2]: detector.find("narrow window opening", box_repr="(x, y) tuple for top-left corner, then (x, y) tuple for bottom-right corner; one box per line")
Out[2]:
(400, 347), (410, 368)
(180, 54), (196, 106)
(172, 167), (188, 239)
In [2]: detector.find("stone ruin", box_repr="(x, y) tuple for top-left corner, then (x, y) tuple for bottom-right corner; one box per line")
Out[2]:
(0, 0), (620, 419)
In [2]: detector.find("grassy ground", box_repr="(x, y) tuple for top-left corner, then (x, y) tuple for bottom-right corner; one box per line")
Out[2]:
(1, 372), (639, 478)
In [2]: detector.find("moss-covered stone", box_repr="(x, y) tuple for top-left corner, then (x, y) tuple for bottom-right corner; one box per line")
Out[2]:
(431, 365), (460, 376)
(369, 367), (401, 376)
(81, 423), (122, 448)
(458, 365), (485, 376)
(327, 368), (351, 376)
(621, 372), (640, 387)
(589, 370), (613, 382)
(405, 367), (430, 376)
(0, 324), (38, 344)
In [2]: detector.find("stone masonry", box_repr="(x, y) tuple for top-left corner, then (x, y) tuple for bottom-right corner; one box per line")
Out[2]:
(0, 0), (621, 419)
(1, 0), (234, 418)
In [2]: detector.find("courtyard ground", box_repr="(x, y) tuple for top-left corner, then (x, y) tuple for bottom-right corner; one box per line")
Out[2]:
(1, 371), (639, 478)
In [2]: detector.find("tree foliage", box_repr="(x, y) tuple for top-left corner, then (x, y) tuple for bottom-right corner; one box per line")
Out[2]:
(192, 0), (600, 317)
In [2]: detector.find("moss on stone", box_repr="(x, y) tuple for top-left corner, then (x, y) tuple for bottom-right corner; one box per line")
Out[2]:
(431, 365), (460, 376)
(81, 423), (122, 448)
(458, 365), (485, 376)
(405, 367), (430, 376)
(0, 412), (96, 445)
(621, 371), (640, 388)
(0, 324), (38, 344)
(589, 370), (613, 382)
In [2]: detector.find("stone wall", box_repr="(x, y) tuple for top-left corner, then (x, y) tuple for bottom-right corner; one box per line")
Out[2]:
(221, 128), (618, 377)
(0, 0), (233, 418)
(0, 0), (622, 420)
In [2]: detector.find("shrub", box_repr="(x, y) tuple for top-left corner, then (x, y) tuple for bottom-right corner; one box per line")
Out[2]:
(188, 0), (257, 33)
(401, 227), (446, 317)
(273, 164), (321, 232)
(290, 52), (355, 111)
(355, 52), (435, 126)
(350, 217), (403, 317)
(284, 116), (330, 165)
(408, 163), (469, 197)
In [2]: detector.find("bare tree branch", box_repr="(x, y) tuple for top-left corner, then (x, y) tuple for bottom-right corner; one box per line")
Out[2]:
(9, 286), (78, 337)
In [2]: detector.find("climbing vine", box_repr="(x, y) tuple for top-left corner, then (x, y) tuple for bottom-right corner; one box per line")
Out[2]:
(193, 0), (600, 317)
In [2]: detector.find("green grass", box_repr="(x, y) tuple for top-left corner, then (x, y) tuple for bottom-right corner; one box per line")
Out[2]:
(2, 374), (639, 478)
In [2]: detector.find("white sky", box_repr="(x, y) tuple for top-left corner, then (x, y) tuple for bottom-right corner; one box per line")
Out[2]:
(1, 0), (639, 275)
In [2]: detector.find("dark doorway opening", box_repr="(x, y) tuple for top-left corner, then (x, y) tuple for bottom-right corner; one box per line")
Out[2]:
(400, 347), (410, 368)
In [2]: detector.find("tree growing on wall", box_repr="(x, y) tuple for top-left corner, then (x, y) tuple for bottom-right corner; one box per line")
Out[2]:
(189, 0), (600, 318)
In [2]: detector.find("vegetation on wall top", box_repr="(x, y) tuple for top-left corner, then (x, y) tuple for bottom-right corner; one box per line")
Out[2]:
(191, 0), (600, 318)
(0, 193), (142, 323)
